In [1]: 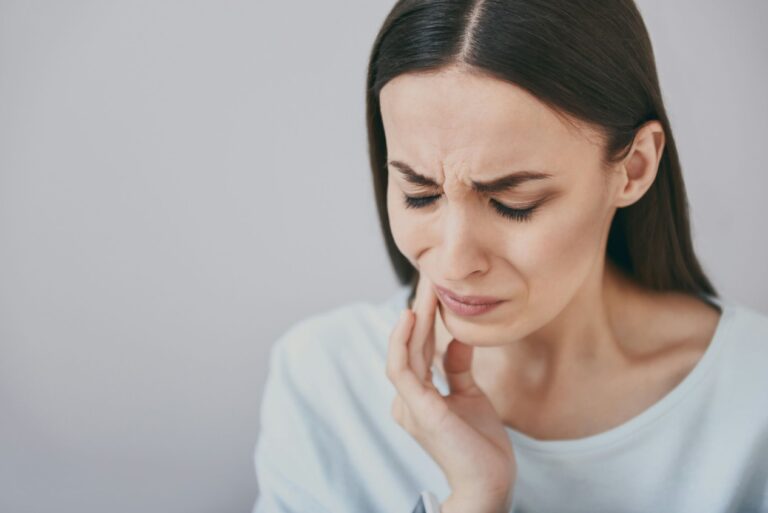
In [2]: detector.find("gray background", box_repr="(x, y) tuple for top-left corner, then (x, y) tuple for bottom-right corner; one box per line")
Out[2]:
(0, 1), (765, 512)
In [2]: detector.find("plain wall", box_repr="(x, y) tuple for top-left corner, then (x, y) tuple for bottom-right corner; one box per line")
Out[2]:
(0, 1), (766, 512)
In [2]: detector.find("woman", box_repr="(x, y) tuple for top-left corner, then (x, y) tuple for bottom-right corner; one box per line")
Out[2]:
(253, 1), (768, 512)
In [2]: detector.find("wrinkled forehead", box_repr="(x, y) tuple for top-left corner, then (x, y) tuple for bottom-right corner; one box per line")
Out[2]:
(379, 69), (602, 177)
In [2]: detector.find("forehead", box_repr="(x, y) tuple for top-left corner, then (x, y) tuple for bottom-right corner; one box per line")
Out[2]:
(379, 68), (602, 174)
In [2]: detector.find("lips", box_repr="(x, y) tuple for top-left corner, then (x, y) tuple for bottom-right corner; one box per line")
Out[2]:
(433, 286), (504, 317)
(433, 284), (502, 305)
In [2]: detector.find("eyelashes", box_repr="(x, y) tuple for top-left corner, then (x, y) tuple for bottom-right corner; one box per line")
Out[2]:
(402, 193), (538, 222)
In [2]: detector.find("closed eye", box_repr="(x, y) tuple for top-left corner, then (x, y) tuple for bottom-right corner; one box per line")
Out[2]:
(402, 193), (538, 222)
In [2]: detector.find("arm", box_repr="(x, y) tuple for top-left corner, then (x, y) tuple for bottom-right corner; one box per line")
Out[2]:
(252, 337), (335, 513)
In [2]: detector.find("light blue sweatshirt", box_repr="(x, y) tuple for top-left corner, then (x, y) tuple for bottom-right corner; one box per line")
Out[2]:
(253, 286), (768, 512)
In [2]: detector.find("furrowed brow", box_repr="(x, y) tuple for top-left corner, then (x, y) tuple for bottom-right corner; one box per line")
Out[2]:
(387, 160), (553, 193)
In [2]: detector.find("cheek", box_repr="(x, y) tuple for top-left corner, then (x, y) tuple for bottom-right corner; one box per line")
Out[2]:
(509, 196), (608, 294)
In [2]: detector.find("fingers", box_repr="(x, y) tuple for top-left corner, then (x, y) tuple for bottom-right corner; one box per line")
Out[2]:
(423, 313), (438, 384)
(386, 308), (441, 418)
(443, 339), (479, 395)
(386, 309), (425, 405)
(409, 274), (438, 382)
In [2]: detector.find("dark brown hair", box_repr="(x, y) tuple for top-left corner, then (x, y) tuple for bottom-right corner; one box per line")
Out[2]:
(365, 0), (718, 305)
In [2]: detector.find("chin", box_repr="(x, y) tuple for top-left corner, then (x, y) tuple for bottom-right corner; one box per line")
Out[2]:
(442, 317), (504, 347)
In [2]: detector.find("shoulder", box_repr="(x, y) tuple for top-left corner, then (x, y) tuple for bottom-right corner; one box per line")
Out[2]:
(718, 300), (768, 352)
(265, 286), (410, 408)
(257, 285), (408, 438)
(652, 292), (768, 369)
(256, 286), (444, 512)
(716, 301), (768, 375)
(272, 286), (408, 372)
(254, 287), (409, 512)
(702, 300), (768, 431)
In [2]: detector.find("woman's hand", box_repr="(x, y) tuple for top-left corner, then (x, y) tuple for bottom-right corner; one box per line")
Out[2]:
(386, 273), (517, 513)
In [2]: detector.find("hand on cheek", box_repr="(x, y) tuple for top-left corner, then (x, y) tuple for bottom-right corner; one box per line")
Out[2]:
(432, 302), (454, 380)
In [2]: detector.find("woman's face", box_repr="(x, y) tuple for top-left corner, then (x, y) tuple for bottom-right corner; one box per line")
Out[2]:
(380, 67), (624, 346)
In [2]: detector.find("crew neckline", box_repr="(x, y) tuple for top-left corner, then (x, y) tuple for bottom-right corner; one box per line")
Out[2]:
(384, 286), (736, 454)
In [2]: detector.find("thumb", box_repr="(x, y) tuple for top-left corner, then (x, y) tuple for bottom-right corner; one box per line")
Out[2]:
(443, 339), (478, 395)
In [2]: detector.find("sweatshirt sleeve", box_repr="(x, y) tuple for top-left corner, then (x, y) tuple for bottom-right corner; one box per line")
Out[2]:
(251, 330), (338, 513)
(410, 491), (442, 512)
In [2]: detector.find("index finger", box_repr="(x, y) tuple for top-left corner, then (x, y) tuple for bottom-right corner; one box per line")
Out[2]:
(409, 273), (438, 381)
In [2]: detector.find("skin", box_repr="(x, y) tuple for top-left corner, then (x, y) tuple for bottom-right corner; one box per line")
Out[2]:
(381, 65), (721, 511)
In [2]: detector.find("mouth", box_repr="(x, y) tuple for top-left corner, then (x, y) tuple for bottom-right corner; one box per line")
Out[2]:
(433, 284), (503, 304)
(434, 286), (504, 317)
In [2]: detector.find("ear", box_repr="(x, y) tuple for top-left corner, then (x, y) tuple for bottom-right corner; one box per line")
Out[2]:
(614, 120), (666, 208)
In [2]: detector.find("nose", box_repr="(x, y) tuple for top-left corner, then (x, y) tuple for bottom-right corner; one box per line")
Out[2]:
(435, 205), (490, 281)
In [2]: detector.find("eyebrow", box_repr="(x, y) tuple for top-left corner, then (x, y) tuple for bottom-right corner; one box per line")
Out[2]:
(387, 160), (553, 193)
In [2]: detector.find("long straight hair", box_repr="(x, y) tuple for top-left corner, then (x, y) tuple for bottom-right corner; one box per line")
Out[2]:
(365, 0), (717, 304)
